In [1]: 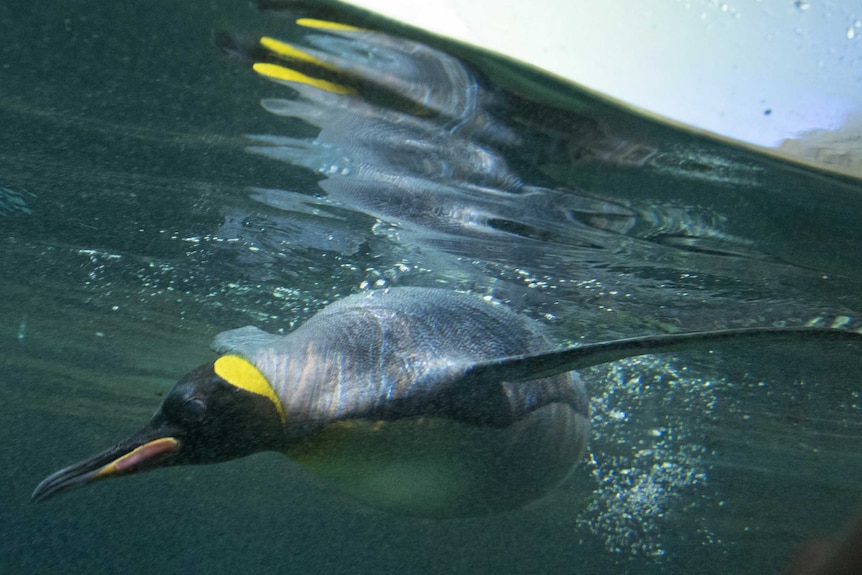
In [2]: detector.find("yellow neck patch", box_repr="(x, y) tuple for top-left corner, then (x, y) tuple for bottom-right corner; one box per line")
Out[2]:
(214, 355), (286, 426)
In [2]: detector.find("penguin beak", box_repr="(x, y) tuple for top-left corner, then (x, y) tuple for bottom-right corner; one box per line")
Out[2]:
(31, 425), (181, 503)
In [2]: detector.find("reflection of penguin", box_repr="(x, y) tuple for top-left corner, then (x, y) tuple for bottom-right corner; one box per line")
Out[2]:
(32, 288), (862, 517)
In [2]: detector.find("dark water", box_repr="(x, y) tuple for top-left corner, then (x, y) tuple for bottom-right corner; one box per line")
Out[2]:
(2, 1), (862, 573)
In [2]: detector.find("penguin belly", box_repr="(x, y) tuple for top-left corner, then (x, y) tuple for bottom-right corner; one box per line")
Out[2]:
(287, 402), (589, 518)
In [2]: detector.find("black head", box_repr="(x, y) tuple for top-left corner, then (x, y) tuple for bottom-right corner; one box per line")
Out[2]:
(32, 355), (285, 502)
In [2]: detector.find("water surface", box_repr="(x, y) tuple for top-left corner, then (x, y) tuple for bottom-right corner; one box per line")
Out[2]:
(2, 1), (862, 573)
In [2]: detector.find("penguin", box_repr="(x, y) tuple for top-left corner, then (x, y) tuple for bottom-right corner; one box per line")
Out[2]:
(31, 287), (862, 517)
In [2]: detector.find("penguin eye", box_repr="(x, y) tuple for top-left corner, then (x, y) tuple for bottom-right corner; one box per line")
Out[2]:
(181, 398), (207, 423)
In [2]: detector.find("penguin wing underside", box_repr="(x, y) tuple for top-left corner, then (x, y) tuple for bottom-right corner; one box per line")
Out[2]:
(211, 325), (281, 356)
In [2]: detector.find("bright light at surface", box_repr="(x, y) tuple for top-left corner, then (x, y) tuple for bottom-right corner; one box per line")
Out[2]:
(336, 0), (862, 177)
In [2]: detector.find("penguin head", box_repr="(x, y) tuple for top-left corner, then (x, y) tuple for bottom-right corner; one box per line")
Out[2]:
(32, 355), (286, 502)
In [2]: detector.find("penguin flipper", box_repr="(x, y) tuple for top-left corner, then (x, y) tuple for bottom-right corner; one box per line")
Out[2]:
(463, 326), (862, 385)
(211, 326), (280, 356)
(422, 326), (862, 428)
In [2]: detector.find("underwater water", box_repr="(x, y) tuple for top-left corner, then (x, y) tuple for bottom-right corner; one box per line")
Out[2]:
(2, 1), (862, 573)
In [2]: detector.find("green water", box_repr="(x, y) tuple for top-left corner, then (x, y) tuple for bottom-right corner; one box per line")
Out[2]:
(2, 1), (862, 573)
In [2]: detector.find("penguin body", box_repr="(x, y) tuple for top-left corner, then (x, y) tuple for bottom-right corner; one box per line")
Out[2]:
(32, 287), (862, 517)
(212, 288), (589, 517)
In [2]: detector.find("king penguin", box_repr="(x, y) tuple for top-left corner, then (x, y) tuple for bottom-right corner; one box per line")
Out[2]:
(31, 287), (862, 517)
